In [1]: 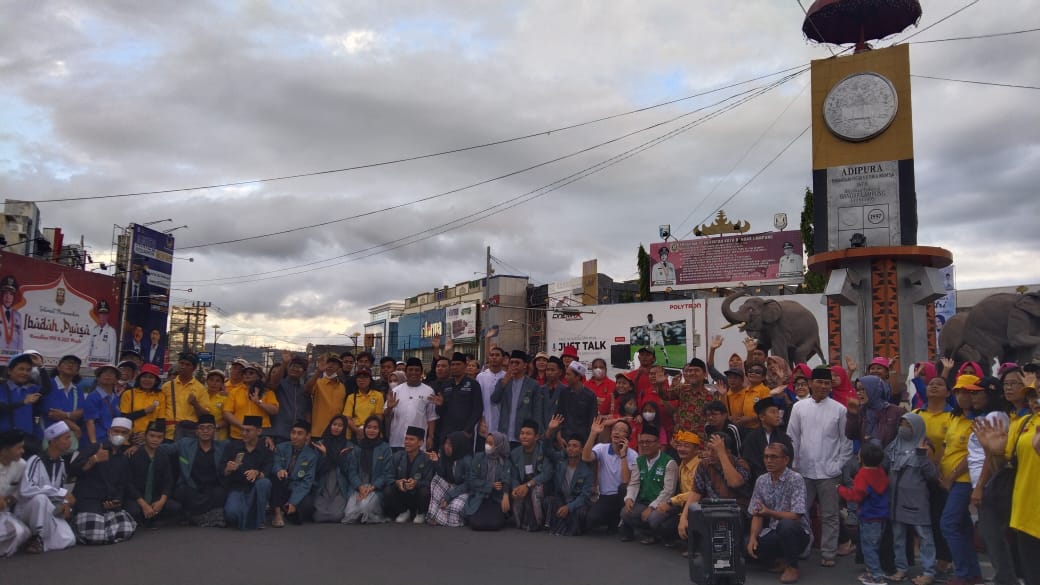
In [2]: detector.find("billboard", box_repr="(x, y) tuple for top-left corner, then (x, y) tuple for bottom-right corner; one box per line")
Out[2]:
(546, 294), (830, 380)
(396, 308), (446, 351)
(546, 300), (704, 376)
(0, 251), (121, 367)
(445, 303), (477, 342)
(649, 230), (804, 292)
(120, 224), (174, 371)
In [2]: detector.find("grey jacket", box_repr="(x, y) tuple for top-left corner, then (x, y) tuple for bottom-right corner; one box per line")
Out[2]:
(884, 450), (937, 525)
(491, 377), (543, 440)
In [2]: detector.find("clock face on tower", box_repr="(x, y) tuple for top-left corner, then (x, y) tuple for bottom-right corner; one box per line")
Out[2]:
(823, 72), (899, 142)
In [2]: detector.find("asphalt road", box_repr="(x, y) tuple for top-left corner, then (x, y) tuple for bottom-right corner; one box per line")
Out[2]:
(2, 522), (873, 585)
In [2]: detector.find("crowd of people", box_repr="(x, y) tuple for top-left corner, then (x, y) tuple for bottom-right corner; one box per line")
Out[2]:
(1, 339), (1038, 585)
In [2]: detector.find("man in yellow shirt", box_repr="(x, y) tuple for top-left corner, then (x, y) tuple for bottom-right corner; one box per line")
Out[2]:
(161, 352), (211, 440)
(224, 359), (249, 402)
(723, 365), (772, 431)
(223, 364), (280, 440)
(307, 353), (347, 440)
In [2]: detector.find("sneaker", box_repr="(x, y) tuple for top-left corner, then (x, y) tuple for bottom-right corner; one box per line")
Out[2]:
(394, 511), (411, 524)
(860, 575), (887, 585)
(413, 513), (426, 525)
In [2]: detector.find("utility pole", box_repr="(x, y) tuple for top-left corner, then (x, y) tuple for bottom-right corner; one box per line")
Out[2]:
(482, 245), (493, 363)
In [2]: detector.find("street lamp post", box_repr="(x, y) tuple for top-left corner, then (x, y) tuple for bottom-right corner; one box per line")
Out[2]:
(211, 325), (237, 368)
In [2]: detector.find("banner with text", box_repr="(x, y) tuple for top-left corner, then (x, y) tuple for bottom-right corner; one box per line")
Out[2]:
(0, 251), (121, 367)
(546, 300), (704, 376)
(649, 231), (804, 292)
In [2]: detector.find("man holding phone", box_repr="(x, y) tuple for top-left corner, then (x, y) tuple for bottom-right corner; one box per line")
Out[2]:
(583, 416), (638, 534)
(222, 416), (273, 530)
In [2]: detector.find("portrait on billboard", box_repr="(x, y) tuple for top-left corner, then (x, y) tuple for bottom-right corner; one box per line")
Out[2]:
(88, 299), (118, 364)
(0, 275), (23, 353)
(650, 245), (677, 287)
(776, 241), (804, 277)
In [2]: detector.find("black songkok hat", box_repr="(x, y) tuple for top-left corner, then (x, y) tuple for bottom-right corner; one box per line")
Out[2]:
(242, 415), (264, 428)
(811, 366), (832, 381)
(405, 426), (426, 439)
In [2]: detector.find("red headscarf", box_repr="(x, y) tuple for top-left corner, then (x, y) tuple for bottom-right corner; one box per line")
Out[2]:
(829, 365), (857, 407)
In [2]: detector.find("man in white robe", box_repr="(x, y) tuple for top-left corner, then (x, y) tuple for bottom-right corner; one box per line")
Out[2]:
(0, 430), (30, 556)
(17, 421), (76, 553)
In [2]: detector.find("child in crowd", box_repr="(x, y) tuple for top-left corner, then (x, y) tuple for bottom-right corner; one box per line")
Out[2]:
(839, 442), (890, 585)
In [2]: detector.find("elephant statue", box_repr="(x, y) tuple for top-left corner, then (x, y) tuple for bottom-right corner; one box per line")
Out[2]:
(951, 292), (1040, 373)
(721, 291), (825, 365)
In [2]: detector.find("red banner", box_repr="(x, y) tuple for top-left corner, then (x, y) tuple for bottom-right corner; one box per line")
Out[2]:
(0, 252), (121, 367)
(649, 230), (804, 291)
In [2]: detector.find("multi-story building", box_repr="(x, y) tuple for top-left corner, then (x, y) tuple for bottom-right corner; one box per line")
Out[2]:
(364, 300), (405, 360)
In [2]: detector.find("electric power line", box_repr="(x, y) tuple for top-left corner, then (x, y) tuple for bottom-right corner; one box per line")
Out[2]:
(180, 81), (770, 251)
(674, 75), (810, 239)
(27, 65), (809, 205)
(912, 26), (1040, 44)
(175, 71), (807, 284)
(177, 71), (807, 288)
(689, 124), (811, 233)
(911, 74), (1040, 91)
(893, 0), (982, 45)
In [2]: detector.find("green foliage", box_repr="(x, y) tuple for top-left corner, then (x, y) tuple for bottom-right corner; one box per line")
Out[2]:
(800, 187), (826, 294)
(637, 244), (651, 301)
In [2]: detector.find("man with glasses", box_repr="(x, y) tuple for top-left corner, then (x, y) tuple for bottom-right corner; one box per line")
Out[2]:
(746, 443), (811, 584)
(620, 424), (677, 544)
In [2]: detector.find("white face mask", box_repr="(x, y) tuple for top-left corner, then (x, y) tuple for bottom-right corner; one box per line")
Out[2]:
(592, 368), (605, 379)
(642, 412), (656, 422)
(109, 434), (127, 447)
(484, 444), (495, 456)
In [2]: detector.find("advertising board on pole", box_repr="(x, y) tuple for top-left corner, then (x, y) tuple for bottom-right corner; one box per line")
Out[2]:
(121, 224), (174, 371)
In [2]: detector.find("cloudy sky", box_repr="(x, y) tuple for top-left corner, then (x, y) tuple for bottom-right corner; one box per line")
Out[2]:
(2, 1), (1037, 349)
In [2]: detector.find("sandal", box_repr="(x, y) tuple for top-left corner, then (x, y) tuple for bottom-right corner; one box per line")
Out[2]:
(24, 535), (44, 554)
(887, 571), (907, 582)
(912, 577), (934, 585)
(820, 559), (836, 568)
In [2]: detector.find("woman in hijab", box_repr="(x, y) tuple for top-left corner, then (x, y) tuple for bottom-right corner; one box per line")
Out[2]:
(884, 413), (939, 584)
(427, 431), (474, 527)
(829, 365), (858, 408)
(342, 416), (393, 524)
(848, 375), (906, 447)
(464, 431), (512, 531)
(312, 415), (353, 523)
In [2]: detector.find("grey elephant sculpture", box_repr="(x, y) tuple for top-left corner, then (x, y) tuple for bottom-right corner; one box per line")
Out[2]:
(950, 292), (1040, 373)
(721, 291), (825, 365)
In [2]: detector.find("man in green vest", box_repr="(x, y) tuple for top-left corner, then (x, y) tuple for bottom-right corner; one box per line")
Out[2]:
(620, 424), (677, 544)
